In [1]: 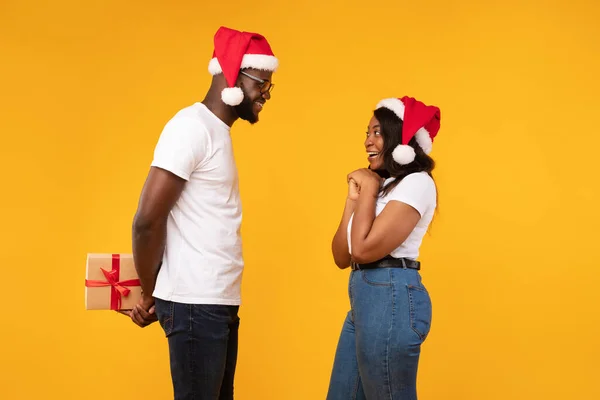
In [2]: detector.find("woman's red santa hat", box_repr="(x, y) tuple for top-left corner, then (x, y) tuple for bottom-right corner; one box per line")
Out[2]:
(208, 26), (279, 106)
(376, 96), (441, 165)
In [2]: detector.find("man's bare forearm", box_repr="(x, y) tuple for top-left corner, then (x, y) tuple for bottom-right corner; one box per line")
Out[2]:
(132, 219), (166, 297)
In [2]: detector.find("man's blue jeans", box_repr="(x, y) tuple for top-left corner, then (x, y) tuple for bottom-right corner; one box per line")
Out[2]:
(155, 298), (240, 400)
(326, 267), (433, 399)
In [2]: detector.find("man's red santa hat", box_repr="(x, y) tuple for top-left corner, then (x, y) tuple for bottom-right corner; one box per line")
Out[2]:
(208, 26), (278, 106)
(376, 96), (441, 165)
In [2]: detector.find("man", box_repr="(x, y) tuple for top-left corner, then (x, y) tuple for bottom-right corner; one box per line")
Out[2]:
(126, 26), (278, 399)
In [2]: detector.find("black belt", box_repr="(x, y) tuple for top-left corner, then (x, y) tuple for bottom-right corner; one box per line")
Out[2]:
(351, 255), (420, 271)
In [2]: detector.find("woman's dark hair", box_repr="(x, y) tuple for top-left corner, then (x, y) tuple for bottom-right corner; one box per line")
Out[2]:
(372, 107), (438, 207)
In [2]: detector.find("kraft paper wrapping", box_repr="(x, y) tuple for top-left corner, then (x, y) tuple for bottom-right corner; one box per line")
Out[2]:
(85, 253), (141, 310)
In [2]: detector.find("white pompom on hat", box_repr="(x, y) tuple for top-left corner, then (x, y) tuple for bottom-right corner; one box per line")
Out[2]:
(208, 26), (279, 106)
(375, 96), (441, 165)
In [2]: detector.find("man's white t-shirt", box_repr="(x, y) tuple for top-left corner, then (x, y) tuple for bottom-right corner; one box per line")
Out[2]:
(347, 172), (437, 260)
(150, 102), (244, 305)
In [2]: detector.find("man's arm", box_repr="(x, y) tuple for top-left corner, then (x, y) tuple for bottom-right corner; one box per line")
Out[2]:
(129, 166), (186, 326)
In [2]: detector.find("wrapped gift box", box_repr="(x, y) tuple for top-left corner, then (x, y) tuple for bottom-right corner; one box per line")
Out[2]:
(85, 253), (141, 310)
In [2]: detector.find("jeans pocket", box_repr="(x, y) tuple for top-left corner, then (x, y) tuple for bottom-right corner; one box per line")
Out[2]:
(154, 298), (174, 337)
(361, 268), (392, 287)
(407, 285), (432, 341)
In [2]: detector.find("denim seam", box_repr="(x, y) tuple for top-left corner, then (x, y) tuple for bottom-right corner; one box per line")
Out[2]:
(188, 304), (195, 378)
(349, 272), (355, 323)
(169, 300), (174, 335)
(350, 272), (358, 400)
(407, 285), (426, 341)
(351, 371), (359, 400)
(384, 275), (396, 400)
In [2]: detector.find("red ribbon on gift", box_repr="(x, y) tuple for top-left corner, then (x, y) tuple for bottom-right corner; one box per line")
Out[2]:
(85, 254), (141, 310)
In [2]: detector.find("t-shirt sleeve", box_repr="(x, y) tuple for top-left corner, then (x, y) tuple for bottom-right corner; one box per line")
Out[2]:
(150, 116), (210, 181)
(386, 173), (436, 217)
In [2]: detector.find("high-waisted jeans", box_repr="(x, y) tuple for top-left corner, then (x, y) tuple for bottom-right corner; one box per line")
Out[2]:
(327, 267), (433, 399)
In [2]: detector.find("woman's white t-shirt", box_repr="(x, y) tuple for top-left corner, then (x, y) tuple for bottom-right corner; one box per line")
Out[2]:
(347, 172), (437, 260)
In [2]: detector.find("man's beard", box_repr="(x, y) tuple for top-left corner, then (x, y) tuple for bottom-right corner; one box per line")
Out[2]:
(234, 94), (258, 124)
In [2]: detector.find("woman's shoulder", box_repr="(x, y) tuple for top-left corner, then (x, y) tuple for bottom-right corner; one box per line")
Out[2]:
(403, 171), (434, 184)
(387, 172), (436, 192)
(383, 172), (437, 213)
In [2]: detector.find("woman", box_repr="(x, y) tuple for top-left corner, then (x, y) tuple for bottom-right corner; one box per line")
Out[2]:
(327, 96), (441, 399)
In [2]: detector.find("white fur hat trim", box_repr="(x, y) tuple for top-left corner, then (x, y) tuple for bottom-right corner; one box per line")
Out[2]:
(392, 144), (416, 165)
(221, 87), (244, 106)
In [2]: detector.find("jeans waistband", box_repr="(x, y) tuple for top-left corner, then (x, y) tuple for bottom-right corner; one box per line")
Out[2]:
(350, 255), (420, 271)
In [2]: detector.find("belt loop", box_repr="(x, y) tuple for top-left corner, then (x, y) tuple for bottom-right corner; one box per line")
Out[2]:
(401, 258), (407, 269)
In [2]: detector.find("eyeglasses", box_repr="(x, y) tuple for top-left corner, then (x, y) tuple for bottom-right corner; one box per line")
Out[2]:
(239, 70), (275, 94)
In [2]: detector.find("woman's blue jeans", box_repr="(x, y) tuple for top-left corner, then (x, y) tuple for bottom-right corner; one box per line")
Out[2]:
(326, 267), (433, 399)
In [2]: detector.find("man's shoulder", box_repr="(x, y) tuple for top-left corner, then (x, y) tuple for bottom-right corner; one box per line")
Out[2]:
(159, 104), (214, 140)
(168, 102), (228, 134)
(169, 103), (209, 126)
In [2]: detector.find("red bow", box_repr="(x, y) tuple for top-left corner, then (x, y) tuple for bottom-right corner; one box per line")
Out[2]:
(85, 254), (140, 310)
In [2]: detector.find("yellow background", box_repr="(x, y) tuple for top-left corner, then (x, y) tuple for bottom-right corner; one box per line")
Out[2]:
(2, 0), (599, 398)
